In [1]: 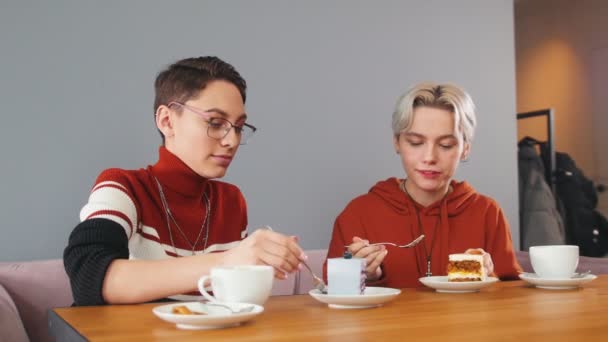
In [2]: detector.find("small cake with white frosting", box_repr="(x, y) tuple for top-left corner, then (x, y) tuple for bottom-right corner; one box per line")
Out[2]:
(447, 253), (486, 282)
(327, 253), (366, 295)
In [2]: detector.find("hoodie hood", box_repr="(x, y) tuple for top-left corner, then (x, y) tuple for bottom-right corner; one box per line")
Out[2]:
(369, 177), (478, 217)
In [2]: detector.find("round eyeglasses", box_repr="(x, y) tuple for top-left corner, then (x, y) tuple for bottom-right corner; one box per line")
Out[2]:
(169, 102), (257, 145)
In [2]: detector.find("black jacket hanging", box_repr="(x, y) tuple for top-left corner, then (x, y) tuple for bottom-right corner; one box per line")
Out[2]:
(539, 144), (608, 257)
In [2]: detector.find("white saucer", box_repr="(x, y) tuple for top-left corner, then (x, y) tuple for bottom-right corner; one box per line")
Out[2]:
(419, 276), (499, 293)
(152, 302), (264, 330)
(308, 287), (401, 309)
(518, 273), (597, 290)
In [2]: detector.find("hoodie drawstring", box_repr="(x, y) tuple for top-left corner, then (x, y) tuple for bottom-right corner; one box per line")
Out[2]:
(437, 198), (450, 275)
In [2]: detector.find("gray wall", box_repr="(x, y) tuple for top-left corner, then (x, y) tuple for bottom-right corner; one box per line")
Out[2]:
(0, 0), (519, 261)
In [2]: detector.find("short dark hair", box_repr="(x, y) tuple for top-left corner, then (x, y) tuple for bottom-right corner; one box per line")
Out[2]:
(153, 56), (247, 140)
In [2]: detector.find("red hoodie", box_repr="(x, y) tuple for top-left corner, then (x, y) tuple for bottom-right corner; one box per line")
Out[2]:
(324, 178), (522, 288)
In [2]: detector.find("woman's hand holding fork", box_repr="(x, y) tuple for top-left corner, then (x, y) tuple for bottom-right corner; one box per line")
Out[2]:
(348, 236), (388, 281)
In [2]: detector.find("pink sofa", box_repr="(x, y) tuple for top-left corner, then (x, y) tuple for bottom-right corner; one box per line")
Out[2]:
(296, 249), (327, 294)
(271, 273), (297, 296)
(0, 259), (73, 342)
(0, 283), (29, 342)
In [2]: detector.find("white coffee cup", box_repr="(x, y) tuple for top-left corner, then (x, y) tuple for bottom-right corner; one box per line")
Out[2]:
(529, 245), (579, 279)
(197, 265), (274, 305)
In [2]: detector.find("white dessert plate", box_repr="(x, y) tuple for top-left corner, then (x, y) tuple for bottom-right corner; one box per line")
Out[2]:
(519, 272), (597, 290)
(152, 301), (263, 330)
(419, 276), (499, 293)
(308, 286), (401, 309)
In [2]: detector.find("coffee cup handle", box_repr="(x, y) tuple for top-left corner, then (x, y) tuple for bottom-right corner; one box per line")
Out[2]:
(197, 275), (217, 302)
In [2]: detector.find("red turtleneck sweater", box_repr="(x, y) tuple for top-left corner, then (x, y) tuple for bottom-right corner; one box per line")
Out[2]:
(64, 147), (247, 305)
(324, 178), (521, 289)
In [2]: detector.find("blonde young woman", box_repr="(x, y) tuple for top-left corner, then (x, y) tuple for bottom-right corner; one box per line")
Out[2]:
(325, 83), (521, 288)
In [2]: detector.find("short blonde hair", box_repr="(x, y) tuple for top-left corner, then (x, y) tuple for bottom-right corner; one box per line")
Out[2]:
(392, 82), (477, 143)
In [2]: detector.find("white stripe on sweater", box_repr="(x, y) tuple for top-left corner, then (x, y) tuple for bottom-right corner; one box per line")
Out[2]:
(80, 181), (137, 238)
(141, 224), (160, 239)
(130, 225), (242, 258)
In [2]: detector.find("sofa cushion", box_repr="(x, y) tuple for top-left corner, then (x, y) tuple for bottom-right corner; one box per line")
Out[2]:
(0, 259), (73, 342)
(296, 249), (327, 294)
(271, 273), (296, 296)
(515, 251), (533, 273)
(0, 284), (29, 342)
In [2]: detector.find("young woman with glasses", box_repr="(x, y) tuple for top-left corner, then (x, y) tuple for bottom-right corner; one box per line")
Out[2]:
(324, 83), (521, 288)
(64, 57), (307, 305)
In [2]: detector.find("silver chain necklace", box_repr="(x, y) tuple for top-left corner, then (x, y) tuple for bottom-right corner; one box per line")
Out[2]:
(153, 175), (211, 256)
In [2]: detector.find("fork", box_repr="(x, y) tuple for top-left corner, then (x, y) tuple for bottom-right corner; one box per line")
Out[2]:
(301, 260), (328, 294)
(345, 234), (425, 249)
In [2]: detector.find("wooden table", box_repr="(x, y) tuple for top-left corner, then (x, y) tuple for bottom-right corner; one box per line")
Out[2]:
(49, 276), (608, 341)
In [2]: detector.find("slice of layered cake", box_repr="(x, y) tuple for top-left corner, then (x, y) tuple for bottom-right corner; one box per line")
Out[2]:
(447, 254), (486, 282)
(327, 253), (366, 295)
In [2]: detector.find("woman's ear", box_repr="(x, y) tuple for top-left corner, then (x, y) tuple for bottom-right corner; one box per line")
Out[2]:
(156, 105), (174, 139)
(393, 135), (401, 154)
(461, 142), (471, 162)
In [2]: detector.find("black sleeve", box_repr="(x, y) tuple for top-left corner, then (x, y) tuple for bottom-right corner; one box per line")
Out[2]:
(63, 218), (129, 306)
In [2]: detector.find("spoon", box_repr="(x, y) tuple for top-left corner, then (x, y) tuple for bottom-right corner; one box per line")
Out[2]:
(571, 270), (591, 279)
